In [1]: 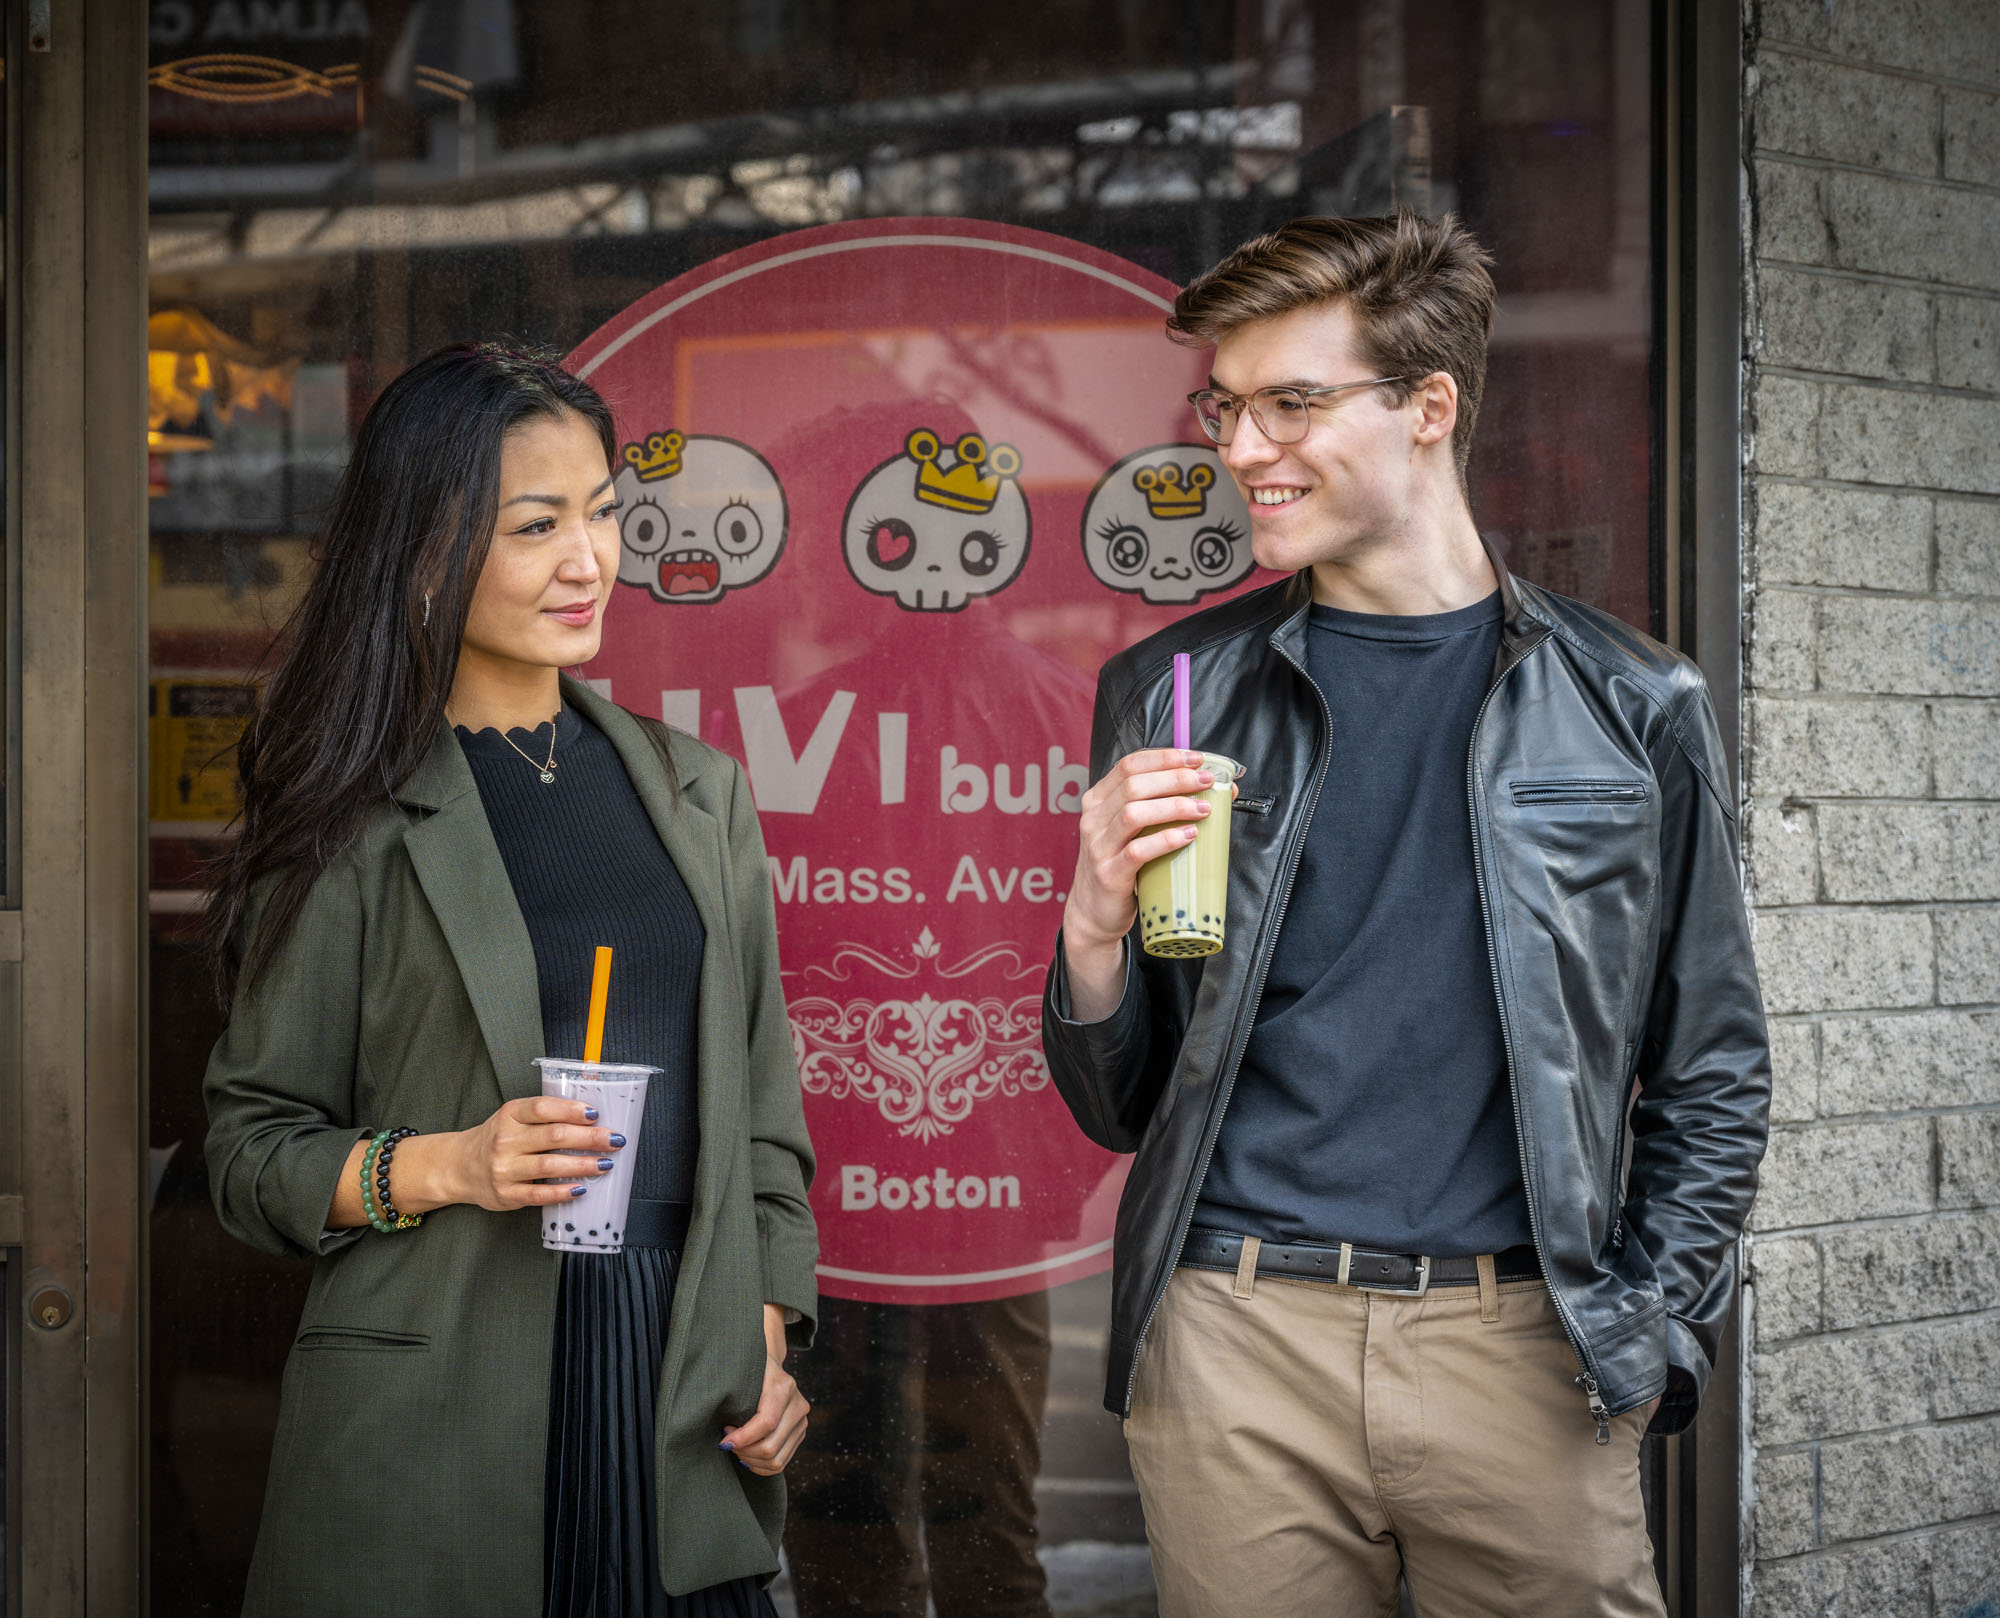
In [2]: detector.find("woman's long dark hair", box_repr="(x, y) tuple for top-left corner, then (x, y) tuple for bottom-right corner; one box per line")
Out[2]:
(203, 342), (618, 1005)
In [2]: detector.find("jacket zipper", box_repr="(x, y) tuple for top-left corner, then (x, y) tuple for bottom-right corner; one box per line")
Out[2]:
(1608, 1045), (1635, 1255)
(1465, 632), (1615, 1445)
(1509, 780), (1648, 805)
(1607, 1127), (1629, 1256)
(1119, 627), (1336, 1416)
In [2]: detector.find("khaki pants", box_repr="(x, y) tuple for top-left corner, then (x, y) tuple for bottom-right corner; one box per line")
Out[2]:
(1125, 1265), (1665, 1618)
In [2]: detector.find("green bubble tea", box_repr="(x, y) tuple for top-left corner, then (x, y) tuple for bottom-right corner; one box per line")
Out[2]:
(1136, 753), (1242, 959)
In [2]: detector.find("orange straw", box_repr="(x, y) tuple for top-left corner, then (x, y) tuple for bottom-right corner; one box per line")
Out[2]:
(583, 946), (613, 1063)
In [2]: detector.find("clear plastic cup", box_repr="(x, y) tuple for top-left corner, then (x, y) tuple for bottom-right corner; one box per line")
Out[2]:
(534, 1057), (655, 1253)
(1136, 752), (1242, 959)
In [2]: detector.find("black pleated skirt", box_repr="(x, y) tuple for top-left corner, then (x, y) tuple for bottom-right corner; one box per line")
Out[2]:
(545, 1246), (778, 1618)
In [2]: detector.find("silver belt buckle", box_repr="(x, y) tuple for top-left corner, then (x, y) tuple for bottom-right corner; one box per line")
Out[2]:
(1356, 1253), (1431, 1297)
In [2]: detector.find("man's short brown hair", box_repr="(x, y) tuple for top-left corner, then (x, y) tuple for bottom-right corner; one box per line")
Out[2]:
(1168, 211), (1497, 472)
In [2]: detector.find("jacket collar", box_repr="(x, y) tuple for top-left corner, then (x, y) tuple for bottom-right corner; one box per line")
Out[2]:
(394, 714), (478, 812)
(1268, 530), (1546, 676)
(561, 673), (710, 791)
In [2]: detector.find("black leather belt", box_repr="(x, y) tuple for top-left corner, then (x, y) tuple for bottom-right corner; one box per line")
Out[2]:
(1180, 1227), (1541, 1296)
(623, 1198), (692, 1249)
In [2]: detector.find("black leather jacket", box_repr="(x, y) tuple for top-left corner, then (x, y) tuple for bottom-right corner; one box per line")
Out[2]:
(1042, 558), (1770, 1435)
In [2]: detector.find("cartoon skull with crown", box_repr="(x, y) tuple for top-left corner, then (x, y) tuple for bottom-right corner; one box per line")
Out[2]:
(1081, 443), (1255, 605)
(615, 430), (788, 604)
(842, 428), (1031, 612)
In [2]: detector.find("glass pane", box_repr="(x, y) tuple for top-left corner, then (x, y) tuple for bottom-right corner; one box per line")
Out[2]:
(147, 4), (1655, 1613)
(1, 9), (11, 1598)
(0, 0), (8, 908)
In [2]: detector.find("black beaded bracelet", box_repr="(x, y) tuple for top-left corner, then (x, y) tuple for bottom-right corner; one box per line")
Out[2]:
(361, 1126), (423, 1233)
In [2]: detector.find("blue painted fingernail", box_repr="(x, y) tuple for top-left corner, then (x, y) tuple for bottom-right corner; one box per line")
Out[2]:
(570, 1185), (587, 1197)
(584, 1107), (600, 1121)
(596, 1158), (614, 1172)
(719, 1440), (735, 1452)
(608, 1134), (626, 1148)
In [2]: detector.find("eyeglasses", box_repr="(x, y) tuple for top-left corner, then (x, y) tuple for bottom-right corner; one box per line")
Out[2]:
(1186, 377), (1406, 446)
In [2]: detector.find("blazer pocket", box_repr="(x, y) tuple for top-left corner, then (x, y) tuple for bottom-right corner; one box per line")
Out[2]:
(294, 1325), (431, 1352)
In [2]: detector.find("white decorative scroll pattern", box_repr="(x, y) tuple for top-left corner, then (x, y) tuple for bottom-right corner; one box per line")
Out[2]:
(789, 929), (1049, 1142)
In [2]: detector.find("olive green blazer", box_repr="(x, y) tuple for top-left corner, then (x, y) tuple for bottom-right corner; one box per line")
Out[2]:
(203, 678), (818, 1615)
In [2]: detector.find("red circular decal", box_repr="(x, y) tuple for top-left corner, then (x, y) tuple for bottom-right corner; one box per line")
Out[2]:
(570, 219), (1277, 1302)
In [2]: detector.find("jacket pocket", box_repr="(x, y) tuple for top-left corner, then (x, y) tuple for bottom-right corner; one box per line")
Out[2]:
(294, 1325), (430, 1352)
(1510, 779), (1649, 806)
(1234, 793), (1277, 816)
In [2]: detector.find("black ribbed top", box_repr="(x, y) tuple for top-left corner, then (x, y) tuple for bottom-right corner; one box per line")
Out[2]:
(460, 707), (771, 1616)
(456, 703), (703, 1202)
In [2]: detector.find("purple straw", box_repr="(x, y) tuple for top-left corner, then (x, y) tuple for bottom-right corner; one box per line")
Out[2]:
(1172, 652), (1191, 753)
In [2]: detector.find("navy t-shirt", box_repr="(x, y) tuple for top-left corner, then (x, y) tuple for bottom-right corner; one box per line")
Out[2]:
(1194, 591), (1534, 1257)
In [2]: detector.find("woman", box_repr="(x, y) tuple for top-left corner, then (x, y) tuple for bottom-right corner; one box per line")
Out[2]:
(202, 342), (817, 1618)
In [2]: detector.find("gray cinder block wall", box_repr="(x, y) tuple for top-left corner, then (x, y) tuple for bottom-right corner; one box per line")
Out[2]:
(1741, 0), (2000, 1612)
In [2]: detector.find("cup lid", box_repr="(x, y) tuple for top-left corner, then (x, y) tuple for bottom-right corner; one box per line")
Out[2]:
(533, 1057), (660, 1079)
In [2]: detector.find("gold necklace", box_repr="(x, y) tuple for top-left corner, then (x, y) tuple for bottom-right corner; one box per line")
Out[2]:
(499, 714), (559, 784)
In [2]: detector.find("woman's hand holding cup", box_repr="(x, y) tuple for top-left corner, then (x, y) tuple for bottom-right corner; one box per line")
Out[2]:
(441, 1096), (623, 1212)
(327, 1095), (623, 1229)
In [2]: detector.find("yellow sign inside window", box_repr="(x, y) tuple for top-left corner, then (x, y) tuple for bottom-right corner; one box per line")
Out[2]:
(150, 679), (258, 824)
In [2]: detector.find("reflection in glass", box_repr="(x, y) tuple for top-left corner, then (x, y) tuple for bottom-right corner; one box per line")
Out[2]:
(787, 1295), (1054, 1616)
(145, 4), (1656, 1612)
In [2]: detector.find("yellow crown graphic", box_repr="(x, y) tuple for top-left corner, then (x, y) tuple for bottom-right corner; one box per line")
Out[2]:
(907, 428), (1022, 515)
(1133, 461), (1214, 520)
(622, 431), (685, 481)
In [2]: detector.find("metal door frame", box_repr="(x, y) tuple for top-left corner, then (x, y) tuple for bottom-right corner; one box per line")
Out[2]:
(1682, 0), (1749, 1608)
(7, 0), (149, 1611)
(1656, 0), (1749, 1609)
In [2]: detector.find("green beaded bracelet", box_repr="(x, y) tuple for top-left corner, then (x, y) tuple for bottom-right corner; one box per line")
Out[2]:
(360, 1127), (423, 1234)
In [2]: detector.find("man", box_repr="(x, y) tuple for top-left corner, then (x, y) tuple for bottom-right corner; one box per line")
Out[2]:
(1041, 212), (1769, 1616)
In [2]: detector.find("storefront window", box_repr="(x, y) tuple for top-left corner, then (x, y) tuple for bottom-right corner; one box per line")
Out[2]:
(146, 3), (1656, 1610)
(1, 18), (13, 1595)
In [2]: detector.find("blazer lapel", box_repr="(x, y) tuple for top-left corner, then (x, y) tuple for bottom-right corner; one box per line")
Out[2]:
(564, 679), (745, 1185)
(569, 678), (731, 951)
(399, 727), (547, 1106)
